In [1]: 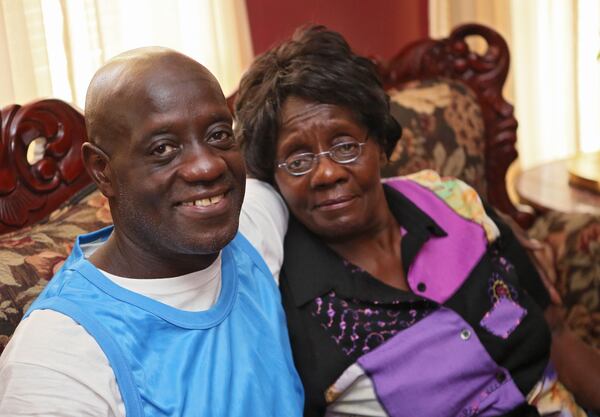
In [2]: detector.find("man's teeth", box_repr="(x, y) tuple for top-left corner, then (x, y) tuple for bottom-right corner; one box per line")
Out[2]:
(181, 194), (224, 207)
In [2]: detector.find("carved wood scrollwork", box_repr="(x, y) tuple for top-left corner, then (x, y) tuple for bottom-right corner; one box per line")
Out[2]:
(379, 24), (534, 228)
(0, 99), (91, 235)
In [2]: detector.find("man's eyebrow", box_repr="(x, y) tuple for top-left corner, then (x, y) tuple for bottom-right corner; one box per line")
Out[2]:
(150, 123), (173, 135)
(136, 110), (233, 143)
(132, 125), (176, 150)
(149, 125), (173, 135)
(138, 126), (174, 144)
(207, 112), (233, 124)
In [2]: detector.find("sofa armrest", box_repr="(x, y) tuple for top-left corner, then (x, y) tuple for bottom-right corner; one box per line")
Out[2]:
(0, 99), (92, 235)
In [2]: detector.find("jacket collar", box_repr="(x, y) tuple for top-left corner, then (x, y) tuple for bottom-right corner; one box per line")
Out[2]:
(281, 183), (446, 307)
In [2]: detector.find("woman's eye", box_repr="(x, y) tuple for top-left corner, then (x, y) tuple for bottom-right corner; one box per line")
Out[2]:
(289, 159), (304, 169)
(152, 143), (177, 156)
(287, 155), (312, 171)
(336, 142), (358, 154)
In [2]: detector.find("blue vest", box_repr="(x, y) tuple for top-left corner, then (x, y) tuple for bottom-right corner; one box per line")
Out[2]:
(26, 226), (304, 417)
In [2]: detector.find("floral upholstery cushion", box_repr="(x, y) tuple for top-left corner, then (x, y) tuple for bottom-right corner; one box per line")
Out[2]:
(381, 78), (487, 197)
(0, 186), (111, 353)
(529, 210), (600, 349)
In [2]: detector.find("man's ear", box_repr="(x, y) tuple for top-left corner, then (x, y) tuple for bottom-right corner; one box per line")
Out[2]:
(81, 142), (115, 197)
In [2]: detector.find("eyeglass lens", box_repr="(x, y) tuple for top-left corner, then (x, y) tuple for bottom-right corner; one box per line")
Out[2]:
(280, 140), (364, 175)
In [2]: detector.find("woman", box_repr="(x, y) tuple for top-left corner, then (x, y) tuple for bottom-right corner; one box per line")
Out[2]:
(236, 26), (599, 417)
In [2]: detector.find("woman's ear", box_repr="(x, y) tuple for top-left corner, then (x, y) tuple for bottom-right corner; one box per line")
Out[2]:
(81, 142), (115, 197)
(379, 147), (389, 166)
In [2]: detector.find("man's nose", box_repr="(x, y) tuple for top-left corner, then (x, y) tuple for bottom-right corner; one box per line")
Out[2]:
(178, 144), (227, 183)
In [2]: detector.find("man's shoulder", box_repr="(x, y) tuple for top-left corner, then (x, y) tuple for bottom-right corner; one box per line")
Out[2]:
(0, 309), (124, 416)
(1, 309), (104, 368)
(228, 233), (274, 280)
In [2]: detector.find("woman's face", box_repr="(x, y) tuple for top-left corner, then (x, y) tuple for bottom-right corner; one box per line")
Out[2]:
(274, 96), (389, 242)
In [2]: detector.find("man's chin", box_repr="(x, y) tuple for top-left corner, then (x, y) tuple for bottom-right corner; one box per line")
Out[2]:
(179, 226), (239, 255)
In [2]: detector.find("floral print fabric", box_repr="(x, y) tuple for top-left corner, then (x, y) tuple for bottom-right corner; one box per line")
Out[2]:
(529, 211), (600, 348)
(401, 169), (499, 242)
(0, 187), (112, 353)
(382, 78), (487, 196)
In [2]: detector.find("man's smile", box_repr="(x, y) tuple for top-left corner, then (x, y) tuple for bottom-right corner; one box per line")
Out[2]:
(179, 193), (225, 207)
(174, 189), (236, 218)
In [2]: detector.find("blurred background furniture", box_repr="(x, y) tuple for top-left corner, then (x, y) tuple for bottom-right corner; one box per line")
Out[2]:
(516, 156), (600, 215)
(516, 155), (599, 347)
(567, 152), (600, 194)
(0, 24), (597, 354)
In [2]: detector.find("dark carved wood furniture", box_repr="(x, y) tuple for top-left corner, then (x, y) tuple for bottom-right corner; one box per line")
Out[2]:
(376, 23), (529, 227)
(0, 100), (90, 235)
(0, 23), (524, 235)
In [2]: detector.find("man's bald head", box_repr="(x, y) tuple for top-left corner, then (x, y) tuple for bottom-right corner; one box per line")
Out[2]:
(84, 47), (222, 154)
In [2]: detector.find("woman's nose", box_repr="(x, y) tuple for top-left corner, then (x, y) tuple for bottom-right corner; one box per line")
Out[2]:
(309, 154), (348, 188)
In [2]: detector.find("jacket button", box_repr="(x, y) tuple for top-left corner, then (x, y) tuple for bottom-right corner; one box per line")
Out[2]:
(460, 329), (471, 340)
(417, 282), (427, 292)
(495, 371), (507, 383)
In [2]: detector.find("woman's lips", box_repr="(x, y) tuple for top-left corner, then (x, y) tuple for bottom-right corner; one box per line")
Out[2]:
(314, 195), (356, 211)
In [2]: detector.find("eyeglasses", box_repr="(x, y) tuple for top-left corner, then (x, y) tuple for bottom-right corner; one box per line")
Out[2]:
(277, 139), (367, 176)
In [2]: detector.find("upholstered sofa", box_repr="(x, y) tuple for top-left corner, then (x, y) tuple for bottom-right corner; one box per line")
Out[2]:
(0, 24), (598, 354)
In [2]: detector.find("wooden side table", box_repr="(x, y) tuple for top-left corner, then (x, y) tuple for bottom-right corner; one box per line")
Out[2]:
(515, 155), (600, 215)
(567, 151), (600, 194)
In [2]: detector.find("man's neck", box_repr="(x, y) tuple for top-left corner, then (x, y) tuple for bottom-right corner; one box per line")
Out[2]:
(87, 232), (219, 279)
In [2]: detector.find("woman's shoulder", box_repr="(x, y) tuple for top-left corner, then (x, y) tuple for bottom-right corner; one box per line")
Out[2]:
(383, 169), (500, 243)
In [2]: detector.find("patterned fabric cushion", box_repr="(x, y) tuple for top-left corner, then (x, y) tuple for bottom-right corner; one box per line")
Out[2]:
(381, 78), (487, 197)
(0, 186), (112, 353)
(529, 210), (600, 349)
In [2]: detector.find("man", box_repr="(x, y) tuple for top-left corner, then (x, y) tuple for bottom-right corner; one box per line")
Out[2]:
(0, 48), (303, 417)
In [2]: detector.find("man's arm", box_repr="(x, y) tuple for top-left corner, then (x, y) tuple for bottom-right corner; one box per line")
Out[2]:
(239, 178), (289, 283)
(0, 310), (124, 417)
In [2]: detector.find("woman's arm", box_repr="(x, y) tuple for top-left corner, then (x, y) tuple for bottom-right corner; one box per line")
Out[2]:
(544, 305), (600, 411)
(491, 208), (600, 412)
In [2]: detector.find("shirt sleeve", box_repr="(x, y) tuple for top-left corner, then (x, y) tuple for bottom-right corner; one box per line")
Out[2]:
(239, 178), (289, 284)
(0, 310), (125, 417)
(483, 202), (551, 310)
